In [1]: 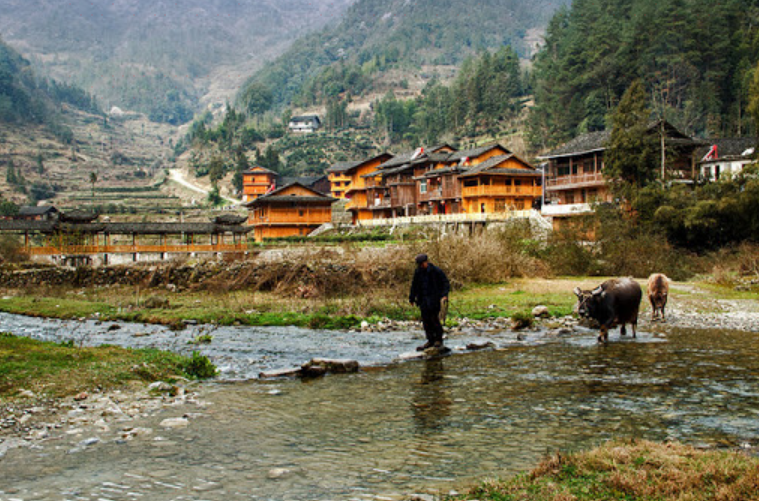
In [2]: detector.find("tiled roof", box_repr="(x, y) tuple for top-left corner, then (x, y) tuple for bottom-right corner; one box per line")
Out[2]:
(447, 143), (509, 161)
(279, 175), (326, 186)
(696, 137), (756, 160)
(459, 154), (537, 176)
(18, 206), (58, 216)
(540, 131), (611, 159)
(326, 160), (363, 173)
(244, 182), (336, 207)
(243, 165), (276, 174)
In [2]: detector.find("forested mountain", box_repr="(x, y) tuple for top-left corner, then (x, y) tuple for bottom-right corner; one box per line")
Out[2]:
(0, 0), (355, 124)
(0, 36), (98, 128)
(242, 0), (568, 109)
(529, 0), (759, 151)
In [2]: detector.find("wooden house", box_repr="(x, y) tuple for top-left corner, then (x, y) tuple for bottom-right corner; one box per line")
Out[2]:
(370, 145), (456, 218)
(288, 115), (321, 133)
(540, 120), (703, 207)
(242, 166), (278, 202)
(457, 153), (543, 213)
(326, 154), (392, 202)
(244, 182), (336, 242)
(415, 144), (515, 215)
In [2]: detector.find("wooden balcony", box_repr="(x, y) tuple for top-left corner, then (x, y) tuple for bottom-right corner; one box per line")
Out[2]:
(462, 185), (542, 197)
(546, 173), (605, 190)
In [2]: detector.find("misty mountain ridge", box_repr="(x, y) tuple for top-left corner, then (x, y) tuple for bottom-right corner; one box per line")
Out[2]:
(245, 0), (569, 109)
(0, 0), (355, 122)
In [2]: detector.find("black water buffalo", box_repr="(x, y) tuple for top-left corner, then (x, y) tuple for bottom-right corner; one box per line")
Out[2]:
(573, 278), (642, 343)
(647, 273), (670, 321)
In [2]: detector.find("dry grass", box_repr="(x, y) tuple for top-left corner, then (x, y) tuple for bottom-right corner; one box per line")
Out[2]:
(453, 440), (759, 501)
(419, 226), (549, 289)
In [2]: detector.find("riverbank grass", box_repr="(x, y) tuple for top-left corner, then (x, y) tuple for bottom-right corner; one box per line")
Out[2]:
(0, 278), (591, 328)
(450, 439), (759, 501)
(0, 332), (216, 399)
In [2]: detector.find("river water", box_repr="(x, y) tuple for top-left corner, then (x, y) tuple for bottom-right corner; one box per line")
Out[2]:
(2, 314), (759, 500)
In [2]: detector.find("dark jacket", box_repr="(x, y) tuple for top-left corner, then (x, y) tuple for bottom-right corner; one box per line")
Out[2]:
(409, 263), (450, 311)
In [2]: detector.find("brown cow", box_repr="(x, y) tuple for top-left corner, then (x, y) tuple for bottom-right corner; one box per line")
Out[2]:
(574, 277), (642, 343)
(647, 273), (670, 321)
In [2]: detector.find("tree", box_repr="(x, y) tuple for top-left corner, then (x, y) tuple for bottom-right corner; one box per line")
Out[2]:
(749, 60), (759, 140)
(35, 153), (44, 174)
(604, 79), (658, 196)
(232, 148), (249, 194)
(0, 198), (18, 216)
(89, 171), (98, 197)
(241, 83), (273, 121)
(208, 156), (225, 184)
(257, 145), (282, 172)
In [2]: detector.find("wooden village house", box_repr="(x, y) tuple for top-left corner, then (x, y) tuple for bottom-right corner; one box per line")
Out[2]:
(539, 120), (704, 219)
(244, 182), (336, 242)
(329, 143), (543, 222)
(241, 166), (278, 202)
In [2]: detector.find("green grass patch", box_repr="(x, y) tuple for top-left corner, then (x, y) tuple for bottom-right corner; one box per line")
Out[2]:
(0, 333), (216, 398)
(449, 439), (759, 501)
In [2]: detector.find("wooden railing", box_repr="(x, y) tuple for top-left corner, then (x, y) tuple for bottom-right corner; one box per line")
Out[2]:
(357, 210), (544, 226)
(546, 173), (604, 188)
(26, 243), (249, 256)
(462, 185), (542, 197)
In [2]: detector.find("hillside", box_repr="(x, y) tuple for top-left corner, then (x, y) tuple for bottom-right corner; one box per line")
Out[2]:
(1, 34), (181, 211)
(528, 0), (759, 150)
(243, 0), (569, 109)
(0, 0), (355, 123)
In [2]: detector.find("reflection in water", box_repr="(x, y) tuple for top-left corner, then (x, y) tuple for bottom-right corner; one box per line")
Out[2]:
(3, 328), (759, 501)
(412, 358), (452, 433)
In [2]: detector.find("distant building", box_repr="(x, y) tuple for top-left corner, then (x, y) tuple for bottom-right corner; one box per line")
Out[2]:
(697, 138), (756, 181)
(241, 166), (278, 202)
(288, 115), (321, 133)
(15, 205), (59, 221)
(243, 182), (336, 242)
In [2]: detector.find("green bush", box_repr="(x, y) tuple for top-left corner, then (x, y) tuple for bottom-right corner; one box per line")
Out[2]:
(180, 351), (217, 379)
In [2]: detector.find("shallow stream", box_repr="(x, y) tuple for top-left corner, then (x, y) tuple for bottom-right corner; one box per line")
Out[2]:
(2, 314), (759, 500)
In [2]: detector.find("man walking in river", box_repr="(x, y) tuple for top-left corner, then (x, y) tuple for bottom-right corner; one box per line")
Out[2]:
(409, 254), (450, 351)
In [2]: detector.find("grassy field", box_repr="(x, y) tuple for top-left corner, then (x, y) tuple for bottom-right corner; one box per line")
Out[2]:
(449, 439), (759, 501)
(0, 278), (608, 329)
(0, 332), (216, 399)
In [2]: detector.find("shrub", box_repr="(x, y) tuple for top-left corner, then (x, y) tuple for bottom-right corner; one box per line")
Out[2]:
(180, 351), (217, 379)
(511, 311), (534, 330)
(0, 234), (26, 264)
(422, 224), (548, 288)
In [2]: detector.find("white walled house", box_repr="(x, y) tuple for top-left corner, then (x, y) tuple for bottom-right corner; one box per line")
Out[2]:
(698, 138), (756, 181)
(288, 115), (322, 133)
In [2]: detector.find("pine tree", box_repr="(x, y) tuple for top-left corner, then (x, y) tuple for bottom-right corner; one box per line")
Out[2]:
(604, 79), (658, 194)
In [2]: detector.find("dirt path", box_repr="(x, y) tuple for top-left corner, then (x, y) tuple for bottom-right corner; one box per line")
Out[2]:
(168, 168), (240, 205)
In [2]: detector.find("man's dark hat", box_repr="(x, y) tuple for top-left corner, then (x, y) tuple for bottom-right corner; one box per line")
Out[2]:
(415, 253), (428, 265)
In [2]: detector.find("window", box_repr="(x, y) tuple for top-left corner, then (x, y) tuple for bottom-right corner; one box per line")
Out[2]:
(495, 199), (506, 212)
(420, 179), (428, 194)
(299, 209), (305, 217)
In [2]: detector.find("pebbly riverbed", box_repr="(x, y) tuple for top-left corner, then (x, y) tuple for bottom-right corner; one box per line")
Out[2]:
(2, 295), (759, 500)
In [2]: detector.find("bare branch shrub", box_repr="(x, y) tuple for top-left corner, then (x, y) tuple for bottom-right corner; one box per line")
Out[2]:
(419, 224), (548, 288)
(0, 234), (27, 264)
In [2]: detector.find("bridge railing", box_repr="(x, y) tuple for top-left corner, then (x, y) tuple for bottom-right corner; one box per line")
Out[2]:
(25, 243), (249, 256)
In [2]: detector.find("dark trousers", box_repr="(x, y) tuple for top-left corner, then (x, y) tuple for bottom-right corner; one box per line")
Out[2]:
(420, 307), (444, 344)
